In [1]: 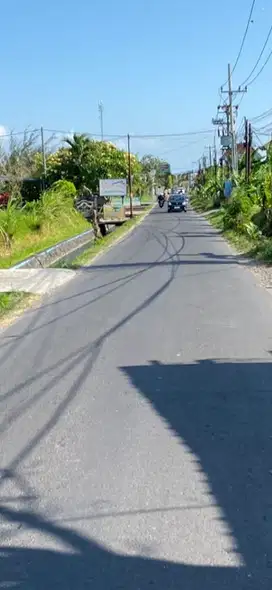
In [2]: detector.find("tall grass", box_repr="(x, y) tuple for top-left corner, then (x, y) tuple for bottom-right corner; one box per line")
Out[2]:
(0, 181), (89, 268)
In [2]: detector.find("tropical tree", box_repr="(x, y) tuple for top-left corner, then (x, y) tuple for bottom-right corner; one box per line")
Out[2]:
(140, 155), (171, 189)
(38, 134), (142, 192)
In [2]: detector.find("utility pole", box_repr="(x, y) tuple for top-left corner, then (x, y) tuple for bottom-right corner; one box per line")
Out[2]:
(209, 145), (212, 168)
(227, 64), (236, 173)
(220, 64), (247, 173)
(244, 117), (249, 183)
(213, 135), (217, 180)
(127, 134), (133, 218)
(248, 122), (252, 182)
(41, 127), (47, 189)
(98, 101), (104, 141)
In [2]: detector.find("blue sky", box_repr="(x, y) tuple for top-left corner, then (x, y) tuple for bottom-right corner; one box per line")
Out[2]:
(1, 0), (272, 170)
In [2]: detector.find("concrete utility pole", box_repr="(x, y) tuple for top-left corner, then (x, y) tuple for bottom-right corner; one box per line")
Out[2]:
(98, 102), (104, 141)
(213, 134), (218, 180)
(228, 64), (236, 173)
(248, 122), (252, 181)
(221, 64), (247, 173)
(244, 118), (253, 185)
(204, 145), (213, 168)
(209, 145), (212, 168)
(41, 127), (47, 189)
(244, 117), (249, 182)
(127, 134), (133, 218)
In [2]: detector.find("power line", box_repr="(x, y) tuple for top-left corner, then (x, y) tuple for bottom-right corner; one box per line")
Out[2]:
(253, 121), (272, 133)
(253, 128), (272, 136)
(0, 129), (39, 139)
(251, 107), (272, 122)
(44, 128), (214, 140)
(232, 0), (256, 76)
(132, 130), (214, 139)
(156, 137), (211, 157)
(44, 129), (126, 139)
(221, 0), (256, 87)
(252, 128), (269, 148)
(241, 24), (272, 85)
(246, 46), (272, 86)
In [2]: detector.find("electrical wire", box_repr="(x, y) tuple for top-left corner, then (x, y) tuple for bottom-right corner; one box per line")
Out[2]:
(0, 129), (39, 139)
(155, 137), (211, 157)
(241, 24), (272, 85)
(246, 46), (272, 86)
(251, 107), (272, 122)
(231, 0), (256, 76)
(252, 128), (269, 148)
(44, 128), (214, 140)
(221, 0), (256, 87)
(254, 120), (272, 131)
(131, 130), (214, 139)
(44, 129), (127, 139)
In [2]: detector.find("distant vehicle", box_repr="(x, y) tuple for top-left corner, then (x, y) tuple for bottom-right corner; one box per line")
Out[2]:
(157, 194), (165, 208)
(168, 194), (187, 213)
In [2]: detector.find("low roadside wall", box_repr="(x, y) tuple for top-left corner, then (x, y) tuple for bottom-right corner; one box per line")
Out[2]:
(12, 229), (94, 270)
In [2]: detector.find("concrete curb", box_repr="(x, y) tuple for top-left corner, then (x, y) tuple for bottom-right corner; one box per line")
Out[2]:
(12, 229), (94, 270)
(5, 204), (155, 274)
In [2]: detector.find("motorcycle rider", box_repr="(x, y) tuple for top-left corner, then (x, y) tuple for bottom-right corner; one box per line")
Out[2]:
(158, 192), (164, 205)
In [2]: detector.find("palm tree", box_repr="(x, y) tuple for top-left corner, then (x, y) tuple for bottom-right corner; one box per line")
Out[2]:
(64, 134), (92, 189)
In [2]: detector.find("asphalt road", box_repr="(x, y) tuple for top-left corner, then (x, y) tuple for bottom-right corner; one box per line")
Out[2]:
(1, 205), (272, 589)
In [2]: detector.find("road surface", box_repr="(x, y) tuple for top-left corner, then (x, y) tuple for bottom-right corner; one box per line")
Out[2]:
(1, 206), (272, 589)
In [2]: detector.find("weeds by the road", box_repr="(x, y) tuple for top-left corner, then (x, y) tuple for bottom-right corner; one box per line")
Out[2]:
(207, 209), (272, 261)
(0, 291), (33, 321)
(191, 144), (272, 264)
(0, 181), (89, 269)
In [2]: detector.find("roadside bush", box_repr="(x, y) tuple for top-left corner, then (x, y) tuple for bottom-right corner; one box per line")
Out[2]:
(222, 189), (254, 233)
(41, 180), (77, 222)
(0, 199), (20, 246)
(49, 180), (77, 201)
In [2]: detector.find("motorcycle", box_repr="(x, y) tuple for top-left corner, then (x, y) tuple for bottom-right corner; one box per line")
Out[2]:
(158, 195), (165, 208)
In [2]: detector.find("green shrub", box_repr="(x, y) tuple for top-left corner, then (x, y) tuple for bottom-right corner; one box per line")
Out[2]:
(41, 180), (80, 227)
(0, 199), (20, 246)
(242, 221), (262, 240)
(50, 180), (77, 200)
(222, 189), (253, 233)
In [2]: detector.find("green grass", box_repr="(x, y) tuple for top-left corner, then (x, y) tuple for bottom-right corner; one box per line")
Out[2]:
(247, 238), (272, 263)
(192, 189), (272, 264)
(57, 208), (152, 269)
(140, 194), (153, 204)
(190, 195), (216, 213)
(207, 209), (272, 261)
(0, 292), (30, 319)
(0, 202), (89, 269)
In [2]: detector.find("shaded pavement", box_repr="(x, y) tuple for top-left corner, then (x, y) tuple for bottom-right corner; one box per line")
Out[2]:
(1, 207), (272, 588)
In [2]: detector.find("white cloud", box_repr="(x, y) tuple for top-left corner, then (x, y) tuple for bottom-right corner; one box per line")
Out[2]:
(114, 139), (127, 151)
(0, 125), (8, 137)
